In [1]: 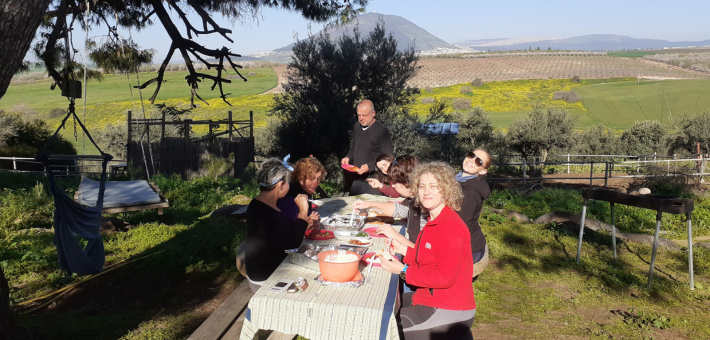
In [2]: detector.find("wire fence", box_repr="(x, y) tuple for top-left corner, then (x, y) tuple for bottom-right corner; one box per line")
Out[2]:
(0, 157), (128, 177)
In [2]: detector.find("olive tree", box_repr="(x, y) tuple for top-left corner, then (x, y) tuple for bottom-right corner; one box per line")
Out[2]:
(507, 107), (577, 161)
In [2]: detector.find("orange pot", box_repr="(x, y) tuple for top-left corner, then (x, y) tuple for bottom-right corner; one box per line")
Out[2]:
(317, 250), (361, 282)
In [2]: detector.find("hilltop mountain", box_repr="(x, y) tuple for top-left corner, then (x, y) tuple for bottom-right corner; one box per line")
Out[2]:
(274, 12), (457, 52)
(455, 34), (710, 51)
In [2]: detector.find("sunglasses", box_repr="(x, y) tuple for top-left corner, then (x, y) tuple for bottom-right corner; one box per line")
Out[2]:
(392, 155), (403, 169)
(466, 152), (484, 167)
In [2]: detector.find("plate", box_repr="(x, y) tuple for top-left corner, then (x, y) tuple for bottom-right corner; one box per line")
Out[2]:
(341, 164), (360, 172)
(362, 227), (386, 238)
(361, 252), (382, 266)
(304, 229), (334, 240)
(344, 239), (372, 247)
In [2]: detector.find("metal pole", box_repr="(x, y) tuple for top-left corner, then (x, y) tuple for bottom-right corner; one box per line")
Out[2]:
(523, 159), (527, 185)
(610, 202), (617, 259)
(604, 162), (609, 187)
(12, 157), (16, 171)
(667, 160), (670, 175)
(687, 212), (694, 290)
(127, 111), (132, 169)
(648, 211), (662, 288)
(567, 154), (570, 174)
(576, 200), (588, 264)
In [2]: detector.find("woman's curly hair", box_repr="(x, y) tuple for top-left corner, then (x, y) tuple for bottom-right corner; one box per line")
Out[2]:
(291, 157), (327, 183)
(410, 162), (464, 211)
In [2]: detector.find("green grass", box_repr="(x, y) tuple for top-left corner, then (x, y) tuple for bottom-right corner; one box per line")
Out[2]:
(0, 67), (277, 112)
(2, 173), (709, 339)
(574, 79), (710, 129)
(607, 51), (659, 58)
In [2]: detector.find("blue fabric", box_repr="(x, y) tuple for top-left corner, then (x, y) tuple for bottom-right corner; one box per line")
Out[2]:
(456, 171), (478, 182)
(49, 177), (106, 275)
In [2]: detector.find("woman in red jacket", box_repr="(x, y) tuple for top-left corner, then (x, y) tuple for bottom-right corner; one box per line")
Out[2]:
(380, 162), (475, 340)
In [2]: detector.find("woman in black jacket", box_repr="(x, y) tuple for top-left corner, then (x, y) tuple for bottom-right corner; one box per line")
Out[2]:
(243, 157), (309, 292)
(456, 149), (492, 265)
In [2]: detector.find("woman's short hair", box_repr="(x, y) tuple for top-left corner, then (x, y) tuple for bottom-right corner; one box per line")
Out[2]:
(291, 157), (326, 183)
(257, 158), (291, 191)
(375, 153), (395, 183)
(388, 155), (419, 185)
(411, 162), (464, 211)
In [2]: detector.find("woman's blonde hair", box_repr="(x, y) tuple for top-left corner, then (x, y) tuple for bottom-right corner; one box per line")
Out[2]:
(410, 162), (464, 211)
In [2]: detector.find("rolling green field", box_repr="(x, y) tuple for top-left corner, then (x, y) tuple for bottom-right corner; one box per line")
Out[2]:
(3, 70), (710, 134)
(574, 79), (710, 129)
(0, 67), (278, 112)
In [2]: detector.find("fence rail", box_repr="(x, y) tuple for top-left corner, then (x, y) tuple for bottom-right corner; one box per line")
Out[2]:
(0, 156), (127, 177)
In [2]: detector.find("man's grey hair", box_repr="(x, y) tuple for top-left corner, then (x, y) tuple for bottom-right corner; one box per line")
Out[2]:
(258, 158), (291, 191)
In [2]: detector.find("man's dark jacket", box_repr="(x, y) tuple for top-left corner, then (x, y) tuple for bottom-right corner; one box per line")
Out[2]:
(346, 120), (393, 175)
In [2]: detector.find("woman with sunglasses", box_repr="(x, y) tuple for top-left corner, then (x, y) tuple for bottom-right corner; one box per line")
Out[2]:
(458, 149), (492, 267)
(277, 157), (327, 228)
(243, 157), (310, 292)
(366, 153), (401, 198)
(380, 162), (476, 340)
(352, 155), (422, 246)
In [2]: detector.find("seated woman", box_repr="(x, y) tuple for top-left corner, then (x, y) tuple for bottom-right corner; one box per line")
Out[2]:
(243, 157), (309, 293)
(381, 162), (476, 340)
(457, 149), (492, 266)
(276, 157), (326, 228)
(352, 155), (421, 245)
(366, 153), (401, 198)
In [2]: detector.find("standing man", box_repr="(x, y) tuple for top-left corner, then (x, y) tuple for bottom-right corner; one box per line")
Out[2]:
(341, 99), (394, 195)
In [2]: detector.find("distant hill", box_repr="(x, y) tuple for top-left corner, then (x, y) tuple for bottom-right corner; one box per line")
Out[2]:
(274, 12), (457, 52)
(455, 34), (710, 51)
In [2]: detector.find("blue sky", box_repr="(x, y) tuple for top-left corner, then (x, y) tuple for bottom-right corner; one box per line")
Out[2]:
(64, 0), (710, 63)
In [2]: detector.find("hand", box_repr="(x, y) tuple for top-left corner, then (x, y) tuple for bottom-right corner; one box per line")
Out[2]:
(380, 254), (405, 274)
(357, 164), (369, 175)
(341, 157), (350, 165)
(352, 200), (371, 210)
(367, 178), (383, 189)
(307, 211), (320, 230)
(294, 194), (309, 212)
(376, 224), (398, 239)
(387, 238), (409, 256)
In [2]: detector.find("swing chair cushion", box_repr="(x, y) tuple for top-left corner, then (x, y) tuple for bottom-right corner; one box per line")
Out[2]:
(77, 177), (163, 208)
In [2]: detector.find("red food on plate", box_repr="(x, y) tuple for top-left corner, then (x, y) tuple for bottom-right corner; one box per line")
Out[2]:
(362, 227), (386, 238)
(305, 229), (334, 240)
(341, 164), (360, 172)
(347, 239), (370, 246)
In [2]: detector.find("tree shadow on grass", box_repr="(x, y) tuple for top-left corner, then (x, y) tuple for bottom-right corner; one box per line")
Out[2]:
(490, 221), (692, 300)
(16, 209), (247, 340)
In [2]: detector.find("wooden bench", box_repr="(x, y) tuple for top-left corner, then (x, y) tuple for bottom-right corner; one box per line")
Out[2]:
(188, 280), (296, 340)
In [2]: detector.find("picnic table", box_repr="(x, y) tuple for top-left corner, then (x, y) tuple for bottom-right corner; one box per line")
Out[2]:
(239, 194), (405, 340)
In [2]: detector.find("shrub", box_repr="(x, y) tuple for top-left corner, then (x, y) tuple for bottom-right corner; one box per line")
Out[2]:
(421, 97), (435, 104)
(451, 106), (493, 153)
(94, 121), (127, 159)
(571, 75), (581, 83)
(507, 106), (577, 161)
(424, 86), (433, 93)
(552, 90), (581, 103)
(460, 86), (472, 94)
(48, 108), (66, 119)
(620, 120), (666, 156)
(0, 111), (76, 156)
(471, 78), (484, 87)
(452, 98), (471, 111)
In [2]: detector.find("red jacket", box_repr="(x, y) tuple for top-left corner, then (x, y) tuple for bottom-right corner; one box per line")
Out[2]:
(403, 206), (475, 310)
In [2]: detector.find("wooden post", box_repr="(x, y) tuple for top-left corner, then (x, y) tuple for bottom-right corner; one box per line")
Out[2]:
(522, 159), (527, 185)
(127, 111), (132, 169)
(249, 110), (254, 138)
(590, 161), (594, 186)
(161, 110), (166, 140)
(184, 119), (191, 141)
(604, 162), (609, 187)
(228, 111), (233, 141)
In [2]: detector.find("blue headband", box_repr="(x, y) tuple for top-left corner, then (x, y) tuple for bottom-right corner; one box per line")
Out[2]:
(259, 155), (293, 187)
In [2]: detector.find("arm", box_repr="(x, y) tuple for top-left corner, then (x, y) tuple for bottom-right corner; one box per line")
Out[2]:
(283, 195), (310, 249)
(352, 200), (396, 216)
(457, 189), (481, 228)
(404, 230), (465, 289)
(378, 183), (401, 198)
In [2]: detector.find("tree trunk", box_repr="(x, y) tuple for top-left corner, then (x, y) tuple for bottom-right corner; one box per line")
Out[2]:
(0, 0), (52, 99)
